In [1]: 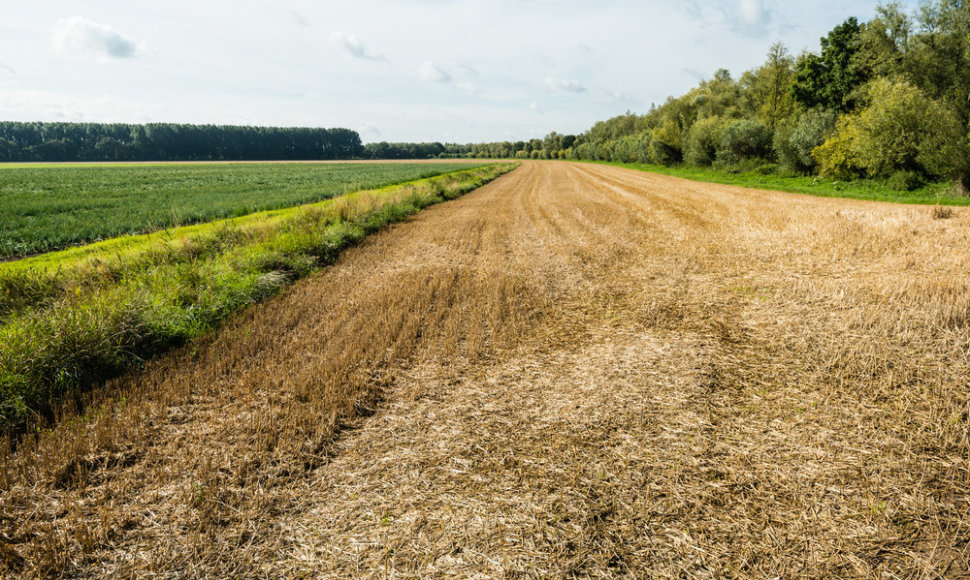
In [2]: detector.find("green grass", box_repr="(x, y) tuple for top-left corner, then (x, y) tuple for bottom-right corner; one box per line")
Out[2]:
(0, 163), (516, 432)
(589, 161), (967, 206)
(0, 162), (482, 258)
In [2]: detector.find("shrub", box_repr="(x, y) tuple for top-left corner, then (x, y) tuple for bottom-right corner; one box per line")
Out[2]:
(636, 135), (652, 164)
(774, 108), (837, 173)
(887, 170), (925, 192)
(684, 116), (724, 167)
(815, 79), (967, 181)
(812, 117), (865, 179)
(649, 118), (683, 165)
(716, 119), (772, 166)
(754, 163), (779, 175)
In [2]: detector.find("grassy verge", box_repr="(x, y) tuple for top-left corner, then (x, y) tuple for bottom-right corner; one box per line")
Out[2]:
(587, 160), (967, 206)
(0, 163), (516, 431)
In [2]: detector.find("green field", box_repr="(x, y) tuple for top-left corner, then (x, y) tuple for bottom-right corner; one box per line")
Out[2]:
(0, 162), (481, 258)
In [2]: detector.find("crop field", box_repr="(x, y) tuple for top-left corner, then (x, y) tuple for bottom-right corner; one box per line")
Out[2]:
(0, 163), (512, 429)
(2, 162), (970, 578)
(0, 162), (481, 258)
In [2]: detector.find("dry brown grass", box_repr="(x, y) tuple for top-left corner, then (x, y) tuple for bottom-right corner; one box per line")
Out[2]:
(2, 162), (969, 578)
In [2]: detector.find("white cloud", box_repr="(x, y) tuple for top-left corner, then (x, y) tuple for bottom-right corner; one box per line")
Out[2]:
(285, 7), (311, 28)
(0, 60), (15, 76)
(329, 32), (385, 61)
(419, 61), (452, 83)
(0, 89), (154, 122)
(457, 64), (479, 77)
(734, 0), (772, 36)
(544, 77), (587, 93)
(680, 0), (775, 38)
(359, 122), (382, 139)
(51, 17), (144, 60)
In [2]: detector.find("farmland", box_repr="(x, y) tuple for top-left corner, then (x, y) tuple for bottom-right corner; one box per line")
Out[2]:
(0, 162), (512, 430)
(2, 161), (968, 577)
(0, 162), (481, 258)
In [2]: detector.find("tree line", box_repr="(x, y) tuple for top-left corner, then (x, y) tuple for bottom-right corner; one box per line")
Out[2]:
(454, 0), (970, 190)
(0, 122), (363, 162)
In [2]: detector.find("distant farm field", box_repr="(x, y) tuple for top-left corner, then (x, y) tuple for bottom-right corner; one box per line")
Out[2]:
(0, 162), (482, 258)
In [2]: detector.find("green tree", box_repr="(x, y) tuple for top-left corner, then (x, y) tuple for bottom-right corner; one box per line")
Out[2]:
(814, 78), (966, 180)
(741, 43), (796, 130)
(716, 120), (772, 166)
(791, 17), (869, 111)
(684, 116), (725, 167)
(773, 108), (837, 173)
(857, 3), (913, 78)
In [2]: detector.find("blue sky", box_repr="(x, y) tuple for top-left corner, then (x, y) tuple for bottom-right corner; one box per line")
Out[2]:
(0, 0), (921, 143)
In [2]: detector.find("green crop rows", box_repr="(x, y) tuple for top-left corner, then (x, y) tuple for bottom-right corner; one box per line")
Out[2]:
(0, 162), (481, 258)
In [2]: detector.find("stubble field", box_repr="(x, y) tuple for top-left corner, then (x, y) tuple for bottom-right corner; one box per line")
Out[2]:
(1, 161), (968, 578)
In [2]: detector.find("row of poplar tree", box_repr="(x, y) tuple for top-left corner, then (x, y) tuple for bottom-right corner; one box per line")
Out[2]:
(0, 123), (363, 162)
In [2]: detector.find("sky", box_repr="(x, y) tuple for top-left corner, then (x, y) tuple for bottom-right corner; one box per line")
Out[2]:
(0, 0), (921, 143)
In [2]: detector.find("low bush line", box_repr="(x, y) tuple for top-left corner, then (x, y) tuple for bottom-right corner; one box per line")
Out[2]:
(0, 163), (516, 431)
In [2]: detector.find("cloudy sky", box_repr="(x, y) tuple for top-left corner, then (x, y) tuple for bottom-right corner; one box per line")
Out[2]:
(0, 0), (919, 143)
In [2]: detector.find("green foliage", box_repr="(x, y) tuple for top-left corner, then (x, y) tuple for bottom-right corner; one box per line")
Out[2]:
(0, 163), (479, 259)
(774, 108), (838, 173)
(741, 43), (796, 129)
(693, 69), (742, 120)
(635, 135), (652, 164)
(716, 120), (772, 166)
(857, 3), (913, 78)
(685, 116), (725, 167)
(907, 0), (970, 116)
(0, 122), (362, 162)
(650, 118), (683, 165)
(364, 142), (446, 159)
(812, 117), (865, 179)
(791, 17), (869, 111)
(814, 78), (966, 179)
(888, 170), (926, 191)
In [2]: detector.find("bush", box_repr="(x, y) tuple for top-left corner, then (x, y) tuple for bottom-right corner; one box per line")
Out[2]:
(887, 170), (925, 192)
(649, 118), (683, 165)
(812, 118), (865, 179)
(815, 79), (967, 180)
(684, 116), (724, 167)
(716, 119), (772, 166)
(636, 135), (652, 164)
(774, 108), (837, 173)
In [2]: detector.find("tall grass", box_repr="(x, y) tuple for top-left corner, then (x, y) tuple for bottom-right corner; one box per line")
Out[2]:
(0, 163), (516, 430)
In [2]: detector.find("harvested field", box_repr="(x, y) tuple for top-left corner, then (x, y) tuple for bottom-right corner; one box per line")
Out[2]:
(2, 161), (969, 578)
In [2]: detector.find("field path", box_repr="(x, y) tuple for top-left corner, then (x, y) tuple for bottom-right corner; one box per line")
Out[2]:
(3, 162), (969, 578)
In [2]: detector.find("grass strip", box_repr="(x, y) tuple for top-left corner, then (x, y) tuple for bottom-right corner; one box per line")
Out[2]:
(587, 160), (968, 206)
(0, 163), (516, 431)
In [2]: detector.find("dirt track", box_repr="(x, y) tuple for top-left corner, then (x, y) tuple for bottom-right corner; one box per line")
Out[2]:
(3, 162), (970, 578)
